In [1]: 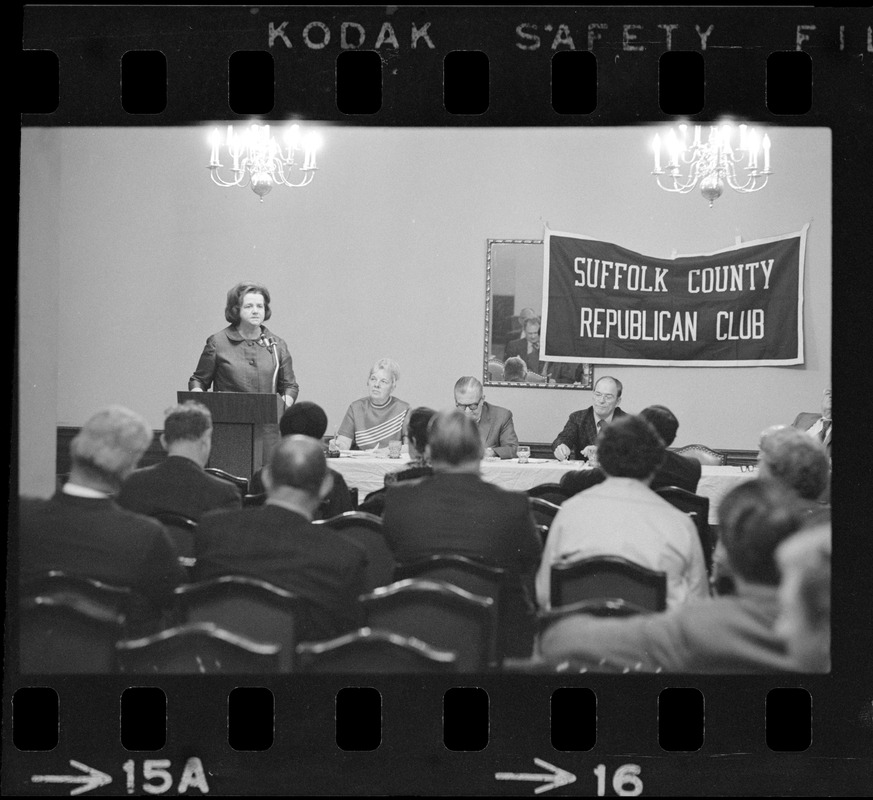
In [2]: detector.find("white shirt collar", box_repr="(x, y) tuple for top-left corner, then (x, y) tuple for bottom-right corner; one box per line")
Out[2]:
(62, 482), (110, 499)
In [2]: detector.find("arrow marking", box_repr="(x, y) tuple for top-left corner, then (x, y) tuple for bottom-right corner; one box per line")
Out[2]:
(31, 760), (113, 796)
(495, 757), (577, 794)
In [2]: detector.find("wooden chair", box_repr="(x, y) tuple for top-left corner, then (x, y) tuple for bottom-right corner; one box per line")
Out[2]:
(529, 497), (561, 530)
(550, 556), (667, 611)
(22, 571), (133, 617)
(537, 597), (651, 640)
(115, 622), (282, 674)
(526, 483), (569, 506)
(357, 487), (387, 516)
(295, 627), (458, 673)
(655, 486), (715, 574)
(152, 512), (198, 559)
(360, 579), (496, 672)
(204, 467), (250, 493)
(394, 555), (528, 666)
(175, 575), (299, 672)
(20, 594), (126, 673)
(673, 444), (726, 466)
(315, 512), (396, 592)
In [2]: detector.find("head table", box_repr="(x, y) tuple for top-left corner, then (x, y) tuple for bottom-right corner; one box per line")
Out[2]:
(329, 454), (754, 525)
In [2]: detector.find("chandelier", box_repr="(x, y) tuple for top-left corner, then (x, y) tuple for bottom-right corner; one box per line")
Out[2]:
(651, 123), (771, 207)
(208, 123), (321, 201)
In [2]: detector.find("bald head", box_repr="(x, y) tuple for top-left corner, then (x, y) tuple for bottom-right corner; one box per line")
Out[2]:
(267, 435), (329, 496)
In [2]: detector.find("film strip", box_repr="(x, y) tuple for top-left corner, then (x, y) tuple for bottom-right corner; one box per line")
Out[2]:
(10, 5), (873, 796)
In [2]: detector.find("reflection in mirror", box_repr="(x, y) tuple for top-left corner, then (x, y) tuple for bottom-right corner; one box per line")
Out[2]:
(484, 239), (594, 389)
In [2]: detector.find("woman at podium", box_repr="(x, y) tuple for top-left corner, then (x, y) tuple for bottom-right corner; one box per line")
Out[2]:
(188, 281), (299, 407)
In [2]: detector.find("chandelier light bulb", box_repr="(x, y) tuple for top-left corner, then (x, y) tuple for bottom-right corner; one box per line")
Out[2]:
(650, 123), (772, 206)
(207, 121), (322, 200)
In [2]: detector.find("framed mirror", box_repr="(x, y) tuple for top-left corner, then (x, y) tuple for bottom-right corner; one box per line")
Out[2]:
(484, 239), (594, 389)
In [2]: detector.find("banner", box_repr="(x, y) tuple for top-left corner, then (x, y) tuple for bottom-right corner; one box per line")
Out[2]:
(541, 226), (807, 366)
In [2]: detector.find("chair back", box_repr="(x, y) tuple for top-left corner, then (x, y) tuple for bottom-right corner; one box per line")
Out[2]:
(116, 622), (282, 673)
(550, 556), (667, 611)
(296, 627), (458, 673)
(537, 597), (651, 638)
(526, 483), (569, 505)
(316, 512), (396, 592)
(487, 361), (505, 381)
(175, 575), (298, 672)
(655, 486), (714, 574)
(242, 492), (267, 507)
(528, 497), (561, 530)
(152, 512), (198, 558)
(204, 467), (250, 493)
(360, 579), (495, 672)
(357, 488), (387, 516)
(673, 444), (726, 466)
(393, 556), (514, 666)
(20, 595), (126, 673)
(22, 571), (133, 616)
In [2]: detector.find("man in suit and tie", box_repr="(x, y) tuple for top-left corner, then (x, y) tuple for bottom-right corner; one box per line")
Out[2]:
(382, 410), (542, 656)
(504, 318), (548, 378)
(20, 406), (186, 634)
(792, 387), (832, 456)
(118, 401), (241, 521)
(193, 435), (368, 642)
(453, 376), (519, 459)
(561, 404), (701, 496)
(552, 375), (628, 461)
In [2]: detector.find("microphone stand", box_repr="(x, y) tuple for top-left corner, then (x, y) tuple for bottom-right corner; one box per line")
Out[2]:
(258, 334), (281, 396)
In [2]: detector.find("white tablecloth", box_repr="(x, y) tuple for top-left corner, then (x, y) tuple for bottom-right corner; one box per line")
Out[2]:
(330, 455), (755, 524)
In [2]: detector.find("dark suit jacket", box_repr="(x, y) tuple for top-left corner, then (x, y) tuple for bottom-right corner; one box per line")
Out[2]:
(249, 466), (354, 520)
(477, 402), (519, 459)
(504, 338), (546, 376)
(118, 455), (241, 521)
(560, 449), (703, 497)
(19, 492), (185, 633)
(552, 406), (628, 460)
(793, 411), (832, 455)
(382, 472), (543, 656)
(193, 504), (368, 642)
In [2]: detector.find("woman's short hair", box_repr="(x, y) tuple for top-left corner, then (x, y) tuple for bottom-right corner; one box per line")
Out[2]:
(71, 406), (153, 481)
(407, 407), (437, 453)
(718, 480), (804, 586)
(597, 415), (664, 479)
(369, 358), (400, 384)
(279, 401), (329, 439)
(225, 282), (272, 325)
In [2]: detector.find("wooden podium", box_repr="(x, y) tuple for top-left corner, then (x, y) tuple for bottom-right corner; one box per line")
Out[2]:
(177, 392), (283, 479)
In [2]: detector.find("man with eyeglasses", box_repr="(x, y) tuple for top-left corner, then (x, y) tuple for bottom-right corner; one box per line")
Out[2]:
(453, 376), (519, 459)
(552, 376), (627, 461)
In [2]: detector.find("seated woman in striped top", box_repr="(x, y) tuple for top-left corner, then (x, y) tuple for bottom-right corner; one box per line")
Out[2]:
(335, 358), (410, 452)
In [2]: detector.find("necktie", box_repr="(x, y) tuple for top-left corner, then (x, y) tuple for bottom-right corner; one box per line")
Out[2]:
(819, 419), (831, 442)
(596, 420), (603, 433)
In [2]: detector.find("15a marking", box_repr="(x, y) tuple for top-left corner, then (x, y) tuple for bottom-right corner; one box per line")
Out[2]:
(594, 763), (643, 796)
(121, 758), (209, 795)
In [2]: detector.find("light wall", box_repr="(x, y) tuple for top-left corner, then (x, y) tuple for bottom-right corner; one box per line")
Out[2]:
(19, 126), (831, 496)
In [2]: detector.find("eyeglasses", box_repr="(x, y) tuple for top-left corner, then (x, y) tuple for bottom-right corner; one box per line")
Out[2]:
(593, 392), (616, 401)
(740, 464), (758, 473)
(456, 401), (482, 411)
